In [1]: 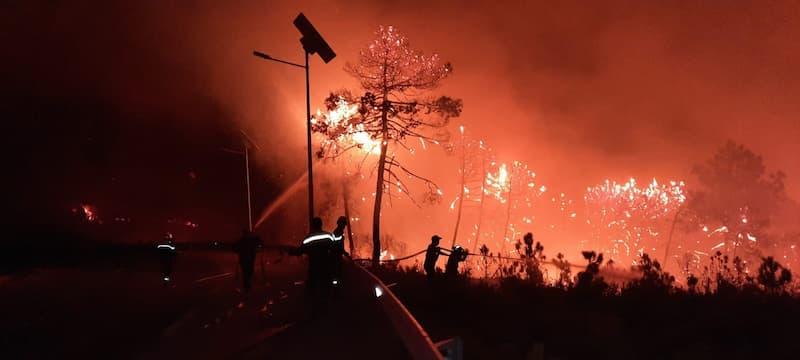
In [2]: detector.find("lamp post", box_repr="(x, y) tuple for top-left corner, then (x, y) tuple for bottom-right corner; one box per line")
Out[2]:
(253, 13), (335, 230)
(221, 130), (260, 232)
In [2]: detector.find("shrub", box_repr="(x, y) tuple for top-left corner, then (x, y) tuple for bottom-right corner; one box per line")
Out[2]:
(758, 256), (793, 294)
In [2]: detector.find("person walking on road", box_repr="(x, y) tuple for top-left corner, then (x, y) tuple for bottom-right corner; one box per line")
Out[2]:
(330, 216), (349, 286)
(235, 229), (262, 292)
(294, 217), (335, 315)
(157, 233), (177, 285)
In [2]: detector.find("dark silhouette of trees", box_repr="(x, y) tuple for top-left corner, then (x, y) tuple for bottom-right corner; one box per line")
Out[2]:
(623, 253), (675, 295)
(574, 251), (610, 295)
(315, 26), (462, 266)
(689, 141), (787, 259)
(376, 251), (800, 360)
(757, 256), (792, 293)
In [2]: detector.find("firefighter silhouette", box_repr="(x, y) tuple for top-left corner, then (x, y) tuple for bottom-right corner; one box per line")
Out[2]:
(330, 216), (348, 286)
(424, 235), (448, 279)
(235, 229), (262, 292)
(297, 217), (335, 314)
(445, 245), (468, 278)
(157, 233), (177, 284)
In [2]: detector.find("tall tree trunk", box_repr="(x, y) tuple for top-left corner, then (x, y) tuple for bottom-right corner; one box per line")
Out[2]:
(451, 139), (467, 247)
(473, 157), (487, 253)
(342, 182), (356, 257)
(501, 173), (514, 253)
(663, 206), (684, 266)
(372, 90), (390, 268)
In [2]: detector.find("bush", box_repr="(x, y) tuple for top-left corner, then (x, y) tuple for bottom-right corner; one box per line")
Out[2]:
(758, 256), (793, 293)
(623, 253), (675, 295)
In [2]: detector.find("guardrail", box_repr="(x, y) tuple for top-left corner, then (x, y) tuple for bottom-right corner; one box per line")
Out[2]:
(346, 249), (591, 360)
(349, 261), (444, 360)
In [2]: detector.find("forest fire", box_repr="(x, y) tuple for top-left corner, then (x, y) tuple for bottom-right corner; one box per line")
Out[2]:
(311, 96), (382, 156)
(485, 163), (510, 203)
(583, 178), (686, 262)
(8, 3), (800, 358)
(299, 46), (798, 275)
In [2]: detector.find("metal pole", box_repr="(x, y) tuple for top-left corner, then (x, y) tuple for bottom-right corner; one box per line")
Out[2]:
(473, 156), (487, 253)
(245, 145), (253, 232)
(305, 50), (314, 229)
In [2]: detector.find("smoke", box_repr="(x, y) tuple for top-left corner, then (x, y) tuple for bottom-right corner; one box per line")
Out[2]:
(4, 1), (799, 255)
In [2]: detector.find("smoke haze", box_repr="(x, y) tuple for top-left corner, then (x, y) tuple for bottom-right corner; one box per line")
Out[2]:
(4, 1), (799, 257)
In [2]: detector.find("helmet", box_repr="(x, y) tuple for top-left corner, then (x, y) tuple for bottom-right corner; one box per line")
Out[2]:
(310, 217), (323, 231)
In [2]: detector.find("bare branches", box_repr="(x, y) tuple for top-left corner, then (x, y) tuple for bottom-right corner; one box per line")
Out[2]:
(316, 25), (461, 265)
(344, 26), (452, 94)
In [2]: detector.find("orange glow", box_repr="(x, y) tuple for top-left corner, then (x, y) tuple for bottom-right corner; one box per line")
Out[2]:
(312, 97), (381, 155)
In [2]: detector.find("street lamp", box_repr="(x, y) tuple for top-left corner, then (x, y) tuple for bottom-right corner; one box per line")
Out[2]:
(253, 13), (335, 230)
(221, 129), (260, 232)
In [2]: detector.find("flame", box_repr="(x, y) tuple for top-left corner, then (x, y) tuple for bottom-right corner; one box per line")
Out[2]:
(313, 97), (382, 155)
(379, 250), (396, 261)
(81, 204), (96, 222)
(485, 163), (510, 202)
(74, 204), (98, 223)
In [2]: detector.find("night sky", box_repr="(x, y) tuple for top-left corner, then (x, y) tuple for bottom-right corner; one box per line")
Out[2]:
(4, 0), (799, 244)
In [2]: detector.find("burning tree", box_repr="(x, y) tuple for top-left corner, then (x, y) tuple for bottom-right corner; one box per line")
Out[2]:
(484, 161), (544, 252)
(447, 126), (493, 249)
(584, 178), (686, 264)
(689, 141), (788, 259)
(314, 26), (462, 266)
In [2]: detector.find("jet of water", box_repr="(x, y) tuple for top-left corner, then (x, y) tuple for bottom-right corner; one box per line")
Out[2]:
(254, 171), (308, 229)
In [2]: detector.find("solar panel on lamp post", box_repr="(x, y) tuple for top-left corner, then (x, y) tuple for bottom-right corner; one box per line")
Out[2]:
(252, 13), (335, 230)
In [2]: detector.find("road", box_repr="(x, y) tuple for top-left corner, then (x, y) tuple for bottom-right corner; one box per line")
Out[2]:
(0, 250), (409, 359)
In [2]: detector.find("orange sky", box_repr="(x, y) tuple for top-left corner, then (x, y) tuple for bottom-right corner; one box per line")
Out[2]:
(4, 0), (798, 255)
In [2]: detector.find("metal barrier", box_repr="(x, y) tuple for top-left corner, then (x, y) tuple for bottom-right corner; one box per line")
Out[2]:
(346, 249), (590, 360)
(349, 261), (444, 360)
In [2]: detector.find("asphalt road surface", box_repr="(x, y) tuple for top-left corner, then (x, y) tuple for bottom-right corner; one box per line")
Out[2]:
(0, 250), (408, 359)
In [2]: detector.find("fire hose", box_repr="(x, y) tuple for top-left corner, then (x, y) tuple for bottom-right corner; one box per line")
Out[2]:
(356, 248), (586, 269)
(352, 249), (427, 264)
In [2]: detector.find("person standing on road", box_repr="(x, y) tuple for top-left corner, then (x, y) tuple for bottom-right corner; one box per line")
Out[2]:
(424, 235), (448, 280)
(330, 216), (349, 286)
(157, 233), (177, 284)
(235, 229), (262, 292)
(294, 217), (335, 315)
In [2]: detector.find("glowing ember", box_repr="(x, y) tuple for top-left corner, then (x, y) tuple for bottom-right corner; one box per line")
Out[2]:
(584, 178), (686, 261)
(485, 163), (510, 203)
(379, 249), (396, 261)
(73, 204), (99, 223)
